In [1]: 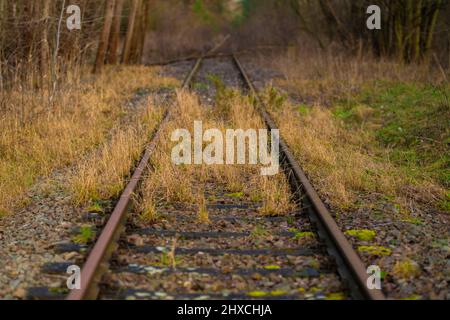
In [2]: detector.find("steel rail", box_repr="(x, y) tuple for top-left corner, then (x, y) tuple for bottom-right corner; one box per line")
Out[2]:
(66, 58), (203, 300)
(232, 54), (386, 300)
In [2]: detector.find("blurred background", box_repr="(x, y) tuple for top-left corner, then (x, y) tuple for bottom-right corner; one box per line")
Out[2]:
(0, 0), (449, 87)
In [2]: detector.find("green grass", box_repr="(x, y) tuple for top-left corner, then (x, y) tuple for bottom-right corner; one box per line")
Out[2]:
(86, 202), (104, 214)
(441, 192), (450, 212)
(72, 225), (96, 244)
(325, 292), (346, 300)
(291, 230), (315, 240)
(343, 82), (448, 179)
(247, 290), (287, 297)
(333, 81), (449, 211)
(158, 252), (181, 267)
(251, 224), (270, 238)
(297, 104), (310, 115)
(192, 82), (209, 90)
(264, 265), (281, 270)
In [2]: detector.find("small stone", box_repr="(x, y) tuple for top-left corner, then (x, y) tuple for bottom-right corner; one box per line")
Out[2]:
(63, 252), (79, 260)
(60, 222), (71, 229)
(221, 266), (232, 273)
(13, 288), (27, 299)
(251, 273), (262, 280)
(127, 235), (144, 246)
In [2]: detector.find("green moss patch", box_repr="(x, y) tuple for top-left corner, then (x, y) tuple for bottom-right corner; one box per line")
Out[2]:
(247, 290), (287, 298)
(264, 265), (281, 270)
(225, 191), (244, 198)
(345, 229), (376, 241)
(325, 292), (347, 300)
(357, 245), (392, 256)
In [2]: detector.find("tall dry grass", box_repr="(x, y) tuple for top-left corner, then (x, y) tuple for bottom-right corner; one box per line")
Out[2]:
(69, 105), (164, 205)
(140, 89), (294, 222)
(0, 66), (178, 216)
(257, 47), (447, 212)
(258, 46), (447, 105)
(267, 100), (445, 212)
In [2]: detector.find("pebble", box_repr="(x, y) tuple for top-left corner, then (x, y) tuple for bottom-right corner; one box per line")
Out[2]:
(13, 288), (27, 299)
(62, 252), (79, 261)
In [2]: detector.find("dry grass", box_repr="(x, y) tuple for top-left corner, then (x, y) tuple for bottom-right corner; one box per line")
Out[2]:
(266, 47), (447, 105)
(140, 87), (295, 220)
(69, 105), (164, 205)
(257, 48), (447, 212)
(140, 92), (200, 217)
(266, 98), (445, 211)
(197, 191), (210, 224)
(0, 66), (178, 216)
(253, 175), (294, 216)
(268, 104), (394, 207)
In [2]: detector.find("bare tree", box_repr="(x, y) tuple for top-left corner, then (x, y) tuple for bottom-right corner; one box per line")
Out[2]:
(122, 0), (141, 64)
(289, 0), (445, 63)
(94, 0), (116, 73)
(107, 0), (125, 64)
(40, 0), (51, 79)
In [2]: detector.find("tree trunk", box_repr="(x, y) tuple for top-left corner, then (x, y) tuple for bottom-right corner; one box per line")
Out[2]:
(423, 0), (441, 60)
(94, 0), (116, 74)
(122, 0), (140, 64)
(412, 0), (423, 62)
(40, 0), (51, 82)
(107, 0), (125, 64)
(129, 0), (145, 64)
(0, 0), (5, 89)
(138, 0), (150, 63)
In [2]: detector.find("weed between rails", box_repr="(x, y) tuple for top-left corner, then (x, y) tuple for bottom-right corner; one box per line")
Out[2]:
(140, 83), (294, 222)
(70, 101), (164, 206)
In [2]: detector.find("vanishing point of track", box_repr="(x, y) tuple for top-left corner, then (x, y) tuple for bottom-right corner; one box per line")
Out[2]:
(65, 55), (385, 300)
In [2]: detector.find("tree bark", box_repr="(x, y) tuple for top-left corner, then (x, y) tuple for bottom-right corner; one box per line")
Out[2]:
(107, 0), (125, 64)
(138, 0), (150, 63)
(0, 0), (5, 89)
(94, 0), (116, 74)
(423, 0), (441, 60)
(122, 0), (140, 64)
(130, 0), (146, 64)
(40, 0), (51, 79)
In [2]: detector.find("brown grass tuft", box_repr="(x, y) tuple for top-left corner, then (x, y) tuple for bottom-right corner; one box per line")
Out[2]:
(0, 66), (177, 215)
(264, 92), (445, 211)
(140, 88), (295, 220)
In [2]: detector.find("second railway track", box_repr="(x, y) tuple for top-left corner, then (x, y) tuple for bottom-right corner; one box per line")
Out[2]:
(31, 55), (384, 300)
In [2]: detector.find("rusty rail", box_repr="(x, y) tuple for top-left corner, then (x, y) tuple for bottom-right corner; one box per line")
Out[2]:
(66, 58), (203, 300)
(232, 54), (386, 300)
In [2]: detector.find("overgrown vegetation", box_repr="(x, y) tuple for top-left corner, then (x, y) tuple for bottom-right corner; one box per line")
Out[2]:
(0, 66), (176, 216)
(339, 82), (449, 187)
(141, 87), (294, 222)
(261, 48), (448, 214)
(69, 102), (164, 205)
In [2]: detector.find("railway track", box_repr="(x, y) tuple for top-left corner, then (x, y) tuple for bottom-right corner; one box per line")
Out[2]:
(29, 55), (385, 300)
